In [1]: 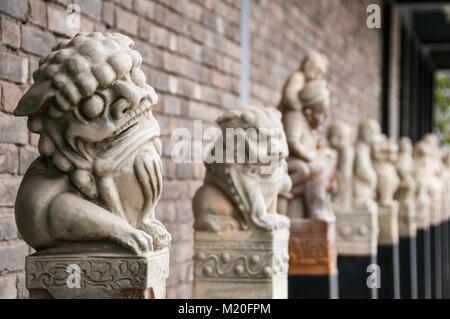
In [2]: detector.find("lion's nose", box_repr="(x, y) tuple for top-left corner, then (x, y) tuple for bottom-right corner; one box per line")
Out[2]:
(110, 98), (133, 119)
(109, 81), (143, 119)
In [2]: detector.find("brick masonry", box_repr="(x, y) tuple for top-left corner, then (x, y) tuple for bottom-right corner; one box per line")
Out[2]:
(0, 0), (384, 298)
(249, 0), (383, 135)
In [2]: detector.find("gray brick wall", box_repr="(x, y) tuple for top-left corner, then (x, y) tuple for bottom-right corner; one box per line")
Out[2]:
(249, 0), (383, 135)
(0, 0), (384, 298)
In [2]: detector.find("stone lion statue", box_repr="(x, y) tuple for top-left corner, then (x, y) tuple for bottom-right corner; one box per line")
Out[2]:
(373, 135), (400, 207)
(394, 137), (415, 206)
(193, 105), (292, 233)
(352, 119), (380, 212)
(327, 121), (354, 211)
(14, 32), (170, 255)
(413, 134), (443, 221)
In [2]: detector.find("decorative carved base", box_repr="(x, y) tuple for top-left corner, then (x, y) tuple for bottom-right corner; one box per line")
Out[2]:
(398, 202), (418, 299)
(398, 202), (416, 238)
(288, 219), (337, 276)
(430, 223), (443, 299)
(442, 220), (450, 299)
(378, 204), (399, 246)
(378, 244), (400, 299)
(378, 204), (400, 299)
(193, 229), (289, 299)
(416, 204), (430, 232)
(430, 206), (442, 228)
(26, 248), (169, 299)
(334, 210), (378, 299)
(399, 237), (418, 299)
(416, 228), (432, 299)
(335, 209), (378, 257)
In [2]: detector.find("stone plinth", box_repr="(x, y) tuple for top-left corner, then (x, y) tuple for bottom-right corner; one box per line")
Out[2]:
(193, 229), (289, 299)
(441, 202), (450, 299)
(416, 205), (431, 299)
(377, 204), (400, 299)
(335, 210), (378, 257)
(26, 248), (169, 299)
(287, 219), (338, 299)
(441, 214), (450, 299)
(378, 204), (399, 246)
(429, 206), (443, 299)
(416, 204), (430, 233)
(398, 202), (418, 299)
(398, 202), (416, 239)
(335, 209), (378, 299)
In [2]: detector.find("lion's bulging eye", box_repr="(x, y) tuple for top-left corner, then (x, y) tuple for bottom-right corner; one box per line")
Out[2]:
(131, 68), (146, 88)
(80, 94), (105, 119)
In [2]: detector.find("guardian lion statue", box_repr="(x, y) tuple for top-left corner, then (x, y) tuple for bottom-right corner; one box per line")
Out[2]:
(14, 32), (170, 255)
(193, 105), (292, 233)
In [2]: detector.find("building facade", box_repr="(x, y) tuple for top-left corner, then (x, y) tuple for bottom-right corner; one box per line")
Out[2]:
(0, 0), (387, 298)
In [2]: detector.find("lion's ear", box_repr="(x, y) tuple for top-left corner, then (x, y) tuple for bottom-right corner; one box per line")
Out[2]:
(241, 111), (255, 125)
(14, 80), (55, 117)
(216, 110), (240, 125)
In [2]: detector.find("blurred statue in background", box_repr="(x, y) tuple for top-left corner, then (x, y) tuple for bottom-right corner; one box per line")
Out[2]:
(193, 105), (292, 233)
(332, 121), (380, 284)
(328, 121), (354, 212)
(373, 136), (401, 295)
(414, 134), (444, 230)
(374, 135), (400, 207)
(278, 51), (336, 222)
(352, 120), (381, 213)
(193, 106), (291, 299)
(394, 137), (416, 208)
(443, 151), (450, 218)
(278, 51), (329, 113)
(278, 52), (338, 295)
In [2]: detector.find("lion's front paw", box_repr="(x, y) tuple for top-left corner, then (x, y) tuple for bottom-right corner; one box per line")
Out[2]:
(115, 229), (154, 255)
(140, 220), (171, 250)
(252, 213), (290, 231)
(251, 214), (278, 231)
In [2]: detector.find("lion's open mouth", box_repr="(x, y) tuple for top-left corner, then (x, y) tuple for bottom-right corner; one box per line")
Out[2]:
(113, 99), (152, 137)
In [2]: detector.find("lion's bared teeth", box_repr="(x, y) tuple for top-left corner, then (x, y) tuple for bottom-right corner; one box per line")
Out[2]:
(113, 100), (152, 136)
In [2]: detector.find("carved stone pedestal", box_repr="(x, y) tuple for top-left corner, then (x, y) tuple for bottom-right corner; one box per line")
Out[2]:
(430, 208), (443, 299)
(26, 248), (170, 299)
(335, 209), (378, 299)
(287, 219), (338, 299)
(193, 229), (289, 299)
(443, 172), (450, 299)
(416, 207), (431, 299)
(398, 202), (418, 299)
(441, 215), (450, 299)
(377, 204), (400, 299)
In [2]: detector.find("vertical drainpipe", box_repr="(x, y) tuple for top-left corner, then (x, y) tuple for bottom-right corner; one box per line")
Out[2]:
(381, 0), (392, 136)
(240, 0), (250, 106)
